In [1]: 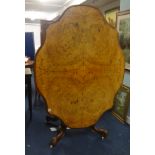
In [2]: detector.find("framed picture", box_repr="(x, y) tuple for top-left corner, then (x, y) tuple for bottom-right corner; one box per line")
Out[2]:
(116, 10), (130, 70)
(112, 85), (130, 123)
(105, 8), (119, 28)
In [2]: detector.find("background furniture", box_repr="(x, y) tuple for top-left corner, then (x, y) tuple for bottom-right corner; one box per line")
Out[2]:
(25, 68), (32, 120)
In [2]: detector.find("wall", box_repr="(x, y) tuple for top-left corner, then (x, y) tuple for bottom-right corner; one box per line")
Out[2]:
(99, 0), (120, 14)
(123, 71), (130, 87)
(120, 0), (130, 11)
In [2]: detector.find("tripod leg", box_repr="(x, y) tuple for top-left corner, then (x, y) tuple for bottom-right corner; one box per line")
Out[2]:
(91, 125), (108, 139)
(49, 122), (66, 148)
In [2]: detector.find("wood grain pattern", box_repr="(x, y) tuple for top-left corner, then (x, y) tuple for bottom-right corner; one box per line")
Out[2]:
(35, 5), (125, 128)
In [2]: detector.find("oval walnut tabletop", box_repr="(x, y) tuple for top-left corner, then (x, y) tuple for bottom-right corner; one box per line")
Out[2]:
(34, 5), (125, 128)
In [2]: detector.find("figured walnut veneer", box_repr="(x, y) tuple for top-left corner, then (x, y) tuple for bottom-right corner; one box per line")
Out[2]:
(35, 5), (125, 128)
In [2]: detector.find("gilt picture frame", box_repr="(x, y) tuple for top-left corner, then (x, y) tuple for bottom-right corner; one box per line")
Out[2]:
(116, 10), (130, 70)
(112, 85), (130, 123)
(105, 8), (119, 28)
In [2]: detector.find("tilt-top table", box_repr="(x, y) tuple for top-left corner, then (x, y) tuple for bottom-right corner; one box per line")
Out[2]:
(34, 5), (124, 148)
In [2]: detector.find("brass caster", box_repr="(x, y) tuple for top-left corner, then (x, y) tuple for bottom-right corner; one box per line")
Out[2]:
(49, 144), (54, 149)
(50, 127), (57, 132)
(101, 136), (105, 140)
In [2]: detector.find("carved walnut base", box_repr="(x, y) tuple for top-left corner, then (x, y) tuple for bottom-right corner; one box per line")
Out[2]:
(49, 122), (108, 148)
(49, 122), (66, 148)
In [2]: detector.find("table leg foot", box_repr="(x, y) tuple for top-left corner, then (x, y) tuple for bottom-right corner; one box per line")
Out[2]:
(49, 122), (66, 148)
(91, 125), (108, 139)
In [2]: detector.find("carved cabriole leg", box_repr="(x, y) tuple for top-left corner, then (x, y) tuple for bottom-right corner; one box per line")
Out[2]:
(49, 123), (107, 148)
(46, 115), (59, 128)
(49, 122), (66, 148)
(91, 125), (108, 139)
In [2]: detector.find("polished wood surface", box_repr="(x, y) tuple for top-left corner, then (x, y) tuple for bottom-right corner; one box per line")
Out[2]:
(35, 5), (125, 128)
